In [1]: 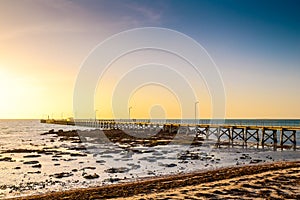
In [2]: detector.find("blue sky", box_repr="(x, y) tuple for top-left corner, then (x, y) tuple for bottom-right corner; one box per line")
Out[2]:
(0, 0), (299, 118)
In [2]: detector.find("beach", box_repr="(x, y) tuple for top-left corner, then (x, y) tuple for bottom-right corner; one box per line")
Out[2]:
(0, 120), (300, 199)
(2, 0), (300, 199)
(12, 161), (300, 199)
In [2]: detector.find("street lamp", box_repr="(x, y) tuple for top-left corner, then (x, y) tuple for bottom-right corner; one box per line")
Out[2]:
(95, 109), (98, 121)
(129, 106), (132, 120)
(194, 101), (199, 123)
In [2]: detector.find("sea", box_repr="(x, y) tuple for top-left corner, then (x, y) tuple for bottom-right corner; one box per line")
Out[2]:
(0, 119), (299, 199)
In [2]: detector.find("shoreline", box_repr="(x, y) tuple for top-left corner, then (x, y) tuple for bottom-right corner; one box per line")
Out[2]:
(1, 127), (299, 199)
(12, 160), (300, 200)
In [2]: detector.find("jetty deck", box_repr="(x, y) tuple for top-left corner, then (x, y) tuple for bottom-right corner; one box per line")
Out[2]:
(41, 119), (300, 151)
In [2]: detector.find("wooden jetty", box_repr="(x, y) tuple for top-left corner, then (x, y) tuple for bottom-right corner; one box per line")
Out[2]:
(41, 119), (299, 151)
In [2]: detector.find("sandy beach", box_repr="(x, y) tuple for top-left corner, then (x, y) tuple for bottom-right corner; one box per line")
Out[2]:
(1, 125), (299, 199)
(12, 160), (299, 200)
(2, 0), (300, 199)
(120, 161), (300, 200)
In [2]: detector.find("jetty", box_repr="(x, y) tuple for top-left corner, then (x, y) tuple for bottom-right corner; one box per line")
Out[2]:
(41, 119), (299, 151)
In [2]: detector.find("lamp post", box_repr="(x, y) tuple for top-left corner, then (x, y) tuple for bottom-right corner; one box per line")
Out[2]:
(129, 106), (132, 120)
(94, 110), (98, 128)
(95, 109), (98, 121)
(194, 101), (199, 124)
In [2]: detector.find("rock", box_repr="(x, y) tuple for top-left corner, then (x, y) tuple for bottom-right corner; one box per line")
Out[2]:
(3, 149), (42, 154)
(68, 146), (86, 151)
(250, 159), (263, 164)
(240, 154), (251, 160)
(44, 152), (54, 155)
(51, 172), (73, 179)
(266, 155), (273, 160)
(70, 153), (87, 157)
(0, 185), (7, 190)
(23, 154), (41, 158)
(81, 167), (96, 170)
(71, 140), (82, 143)
(23, 161), (39, 165)
(96, 160), (106, 164)
(165, 163), (177, 168)
(28, 171), (41, 174)
(32, 164), (42, 168)
(178, 151), (200, 160)
(105, 167), (130, 173)
(179, 160), (188, 164)
(0, 157), (15, 162)
(101, 155), (113, 158)
(147, 171), (155, 175)
(152, 151), (163, 156)
(104, 177), (120, 183)
(41, 129), (55, 135)
(57, 130), (78, 137)
(130, 164), (141, 170)
(83, 173), (99, 179)
(61, 158), (77, 162)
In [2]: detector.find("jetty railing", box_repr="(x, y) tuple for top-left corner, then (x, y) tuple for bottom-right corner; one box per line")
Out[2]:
(41, 118), (300, 151)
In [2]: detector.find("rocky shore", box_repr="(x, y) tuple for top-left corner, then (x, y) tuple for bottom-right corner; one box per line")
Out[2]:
(12, 161), (300, 200)
(1, 129), (299, 199)
(41, 128), (204, 147)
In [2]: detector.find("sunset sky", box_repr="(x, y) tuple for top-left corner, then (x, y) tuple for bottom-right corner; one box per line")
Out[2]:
(0, 0), (299, 119)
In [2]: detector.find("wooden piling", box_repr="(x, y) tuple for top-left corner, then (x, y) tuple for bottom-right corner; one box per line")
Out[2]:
(244, 127), (260, 148)
(218, 126), (231, 146)
(42, 119), (299, 151)
(261, 128), (277, 150)
(207, 126), (219, 140)
(280, 128), (296, 150)
(231, 127), (245, 147)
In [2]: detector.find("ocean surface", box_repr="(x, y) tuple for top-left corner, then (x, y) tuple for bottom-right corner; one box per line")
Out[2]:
(0, 119), (299, 199)
(114, 118), (300, 127)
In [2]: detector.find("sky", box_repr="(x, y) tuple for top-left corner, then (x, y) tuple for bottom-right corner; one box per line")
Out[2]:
(0, 0), (299, 119)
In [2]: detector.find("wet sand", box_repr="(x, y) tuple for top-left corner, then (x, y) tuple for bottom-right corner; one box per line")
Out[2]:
(12, 161), (300, 200)
(120, 162), (300, 200)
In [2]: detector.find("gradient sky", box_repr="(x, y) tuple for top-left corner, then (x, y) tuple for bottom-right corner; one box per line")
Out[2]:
(0, 0), (299, 119)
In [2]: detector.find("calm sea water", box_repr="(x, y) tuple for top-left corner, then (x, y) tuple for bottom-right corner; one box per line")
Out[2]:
(124, 119), (300, 127)
(0, 119), (93, 150)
